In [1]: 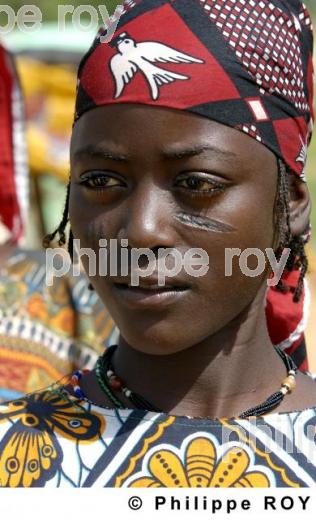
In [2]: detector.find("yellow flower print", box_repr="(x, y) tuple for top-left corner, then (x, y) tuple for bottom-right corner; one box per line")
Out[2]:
(129, 437), (270, 488)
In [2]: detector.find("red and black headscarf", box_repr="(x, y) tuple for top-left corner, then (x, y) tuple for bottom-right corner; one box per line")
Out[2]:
(74, 0), (314, 369)
(0, 42), (28, 244)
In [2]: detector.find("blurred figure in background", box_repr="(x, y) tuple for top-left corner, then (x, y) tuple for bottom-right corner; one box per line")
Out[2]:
(0, 42), (28, 257)
(0, 41), (118, 402)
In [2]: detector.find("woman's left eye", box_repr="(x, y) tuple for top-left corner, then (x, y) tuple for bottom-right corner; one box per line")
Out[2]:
(80, 172), (125, 190)
(175, 175), (225, 193)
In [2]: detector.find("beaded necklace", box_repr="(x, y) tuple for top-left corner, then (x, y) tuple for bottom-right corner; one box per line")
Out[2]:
(69, 345), (297, 419)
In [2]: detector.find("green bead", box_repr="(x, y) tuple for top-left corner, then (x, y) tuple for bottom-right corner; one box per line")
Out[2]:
(95, 357), (124, 408)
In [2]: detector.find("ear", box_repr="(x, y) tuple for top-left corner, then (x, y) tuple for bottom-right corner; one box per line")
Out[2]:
(288, 174), (311, 237)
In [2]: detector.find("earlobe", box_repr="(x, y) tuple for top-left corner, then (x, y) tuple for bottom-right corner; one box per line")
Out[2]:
(288, 175), (312, 237)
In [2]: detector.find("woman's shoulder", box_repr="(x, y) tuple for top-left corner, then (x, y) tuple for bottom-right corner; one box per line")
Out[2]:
(1, 382), (316, 437)
(0, 384), (315, 487)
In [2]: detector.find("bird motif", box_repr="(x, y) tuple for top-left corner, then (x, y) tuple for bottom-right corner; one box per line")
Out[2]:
(296, 135), (308, 165)
(110, 33), (204, 100)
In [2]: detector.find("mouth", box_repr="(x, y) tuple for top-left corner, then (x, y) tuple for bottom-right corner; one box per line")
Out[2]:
(112, 279), (191, 308)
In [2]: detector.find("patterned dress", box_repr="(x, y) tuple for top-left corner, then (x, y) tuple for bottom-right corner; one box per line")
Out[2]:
(0, 383), (315, 488)
(0, 248), (118, 402)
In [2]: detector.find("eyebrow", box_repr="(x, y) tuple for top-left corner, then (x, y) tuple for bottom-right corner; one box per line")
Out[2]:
(162, 145), (237, 161)
(73, 145), (129, 162)
(73, 144), (237, 163)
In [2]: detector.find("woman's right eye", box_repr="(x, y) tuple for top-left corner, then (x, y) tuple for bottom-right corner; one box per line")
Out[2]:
(80, 172), (126, 190)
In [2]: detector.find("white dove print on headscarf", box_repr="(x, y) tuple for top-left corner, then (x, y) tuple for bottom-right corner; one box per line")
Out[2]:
(296, 135), (308, 165)
(110, 32), (204, 100)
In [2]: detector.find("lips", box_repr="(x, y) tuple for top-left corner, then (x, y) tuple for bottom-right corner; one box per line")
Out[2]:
(114, 283), (188, 294)
(117, 284), (184, 291)
(113, 274), (191, 289)
(112, 277), (191, 308)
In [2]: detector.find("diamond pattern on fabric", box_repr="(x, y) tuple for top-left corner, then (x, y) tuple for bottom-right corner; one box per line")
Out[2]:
(199, 0), (309, 112)
(123, 0), (141, 14)
(246, 97), (269, 121)
(299, 3), (313, 31)
(235, 123), (262, 142)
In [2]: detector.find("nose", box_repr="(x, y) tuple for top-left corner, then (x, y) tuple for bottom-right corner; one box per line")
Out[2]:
(118, 183), (175, 250)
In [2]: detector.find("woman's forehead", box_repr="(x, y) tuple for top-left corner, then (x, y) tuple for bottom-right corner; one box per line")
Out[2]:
(71, 104), (277, 169)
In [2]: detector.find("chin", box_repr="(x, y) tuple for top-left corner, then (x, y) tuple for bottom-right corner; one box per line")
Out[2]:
(121, 331), (179, 356)
(119, 319), (213, 356)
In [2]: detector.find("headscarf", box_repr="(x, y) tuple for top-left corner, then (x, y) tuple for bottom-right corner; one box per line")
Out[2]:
(0, 42), (28, 244)
(73, 0), (314, 369)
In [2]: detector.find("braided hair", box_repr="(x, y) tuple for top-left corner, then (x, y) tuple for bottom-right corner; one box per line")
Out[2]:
(274, 160), (309, 303)
(43, 158), (309, 302)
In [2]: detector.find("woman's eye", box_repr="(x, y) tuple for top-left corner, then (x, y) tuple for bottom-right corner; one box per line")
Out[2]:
(80, 173), (125, 190)
(175, 176), (225, 193)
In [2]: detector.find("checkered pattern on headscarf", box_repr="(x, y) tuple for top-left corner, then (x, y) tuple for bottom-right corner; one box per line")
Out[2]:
(75, 0), (314, 180)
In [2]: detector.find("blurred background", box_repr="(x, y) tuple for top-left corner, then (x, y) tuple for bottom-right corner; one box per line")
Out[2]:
(1, 1), (316, 366)
(1, 1), (120, 247)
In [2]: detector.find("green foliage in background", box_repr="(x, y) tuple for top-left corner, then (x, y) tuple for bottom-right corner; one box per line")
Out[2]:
(305, 0), (316, 15)
(303, 0), (316, 249)
(3, 1), (119, 19)
(0, 1), (120, 24)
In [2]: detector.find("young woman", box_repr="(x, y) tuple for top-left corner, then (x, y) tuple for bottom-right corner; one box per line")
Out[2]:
(0, 0), (315, 488)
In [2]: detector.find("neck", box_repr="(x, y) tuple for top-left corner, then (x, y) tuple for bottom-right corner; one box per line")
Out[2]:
(114, 283), (286, 418)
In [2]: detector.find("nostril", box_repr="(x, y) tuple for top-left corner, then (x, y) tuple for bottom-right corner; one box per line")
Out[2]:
(151, 246), (162, 257)
(137, 252), (152, 269)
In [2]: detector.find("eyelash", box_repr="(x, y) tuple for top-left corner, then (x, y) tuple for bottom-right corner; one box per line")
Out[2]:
(79, 172), (226, 196)
(79, 172), (126, 191)
(174, 174), (226, 196)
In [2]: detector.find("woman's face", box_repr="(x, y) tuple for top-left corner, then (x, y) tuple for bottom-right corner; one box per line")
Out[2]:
(70, 104), (278, 354)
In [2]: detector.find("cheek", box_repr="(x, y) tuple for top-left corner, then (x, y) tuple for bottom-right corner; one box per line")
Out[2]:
(69, 186), (128, 280)
(195, 187), (276, 309)
(208, 181), (276, 258)
(70, 187), (102, 275)
(69, 184), (117, 246)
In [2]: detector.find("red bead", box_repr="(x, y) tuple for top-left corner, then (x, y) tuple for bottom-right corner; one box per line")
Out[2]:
(109, 376), (123, 391)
